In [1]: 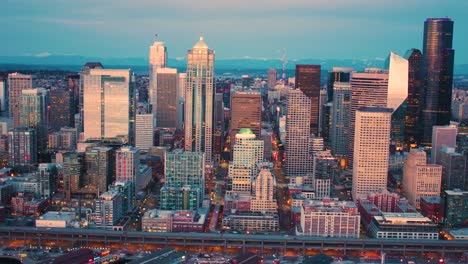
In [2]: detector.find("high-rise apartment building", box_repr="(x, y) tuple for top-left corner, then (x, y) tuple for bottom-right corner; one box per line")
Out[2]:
(94, 190), (123, 229)
(62, 152), (84, 200)
(431, 125), (457, 164)
(185, 37), (215, 164)
(82, 69), (135, 142)
(229, 129), (264, 193)
(349, 69), (388, 166)
(421, 18), (455, 144)
(151, 68), (178, 129)
(331, 82), (351, 158)
(49, 88), (74, 131)
(404, 49), (423, 147)
(85, 147), (114, 195)
(135, 114), (154, 151)
(285, 89), (311, 177)
(19, 88), (49, 152)
(267, 69), (277, 89)
(8, 128), (37, 166)
(161, 150), (205, 210)
(352, 107), (392, 201)
(7, 73), (32, 128)
(229, 92), (262, 147)
(116, 146), (140, 192)
(403, 149), (442, 209)
(295, 64), (321, 135)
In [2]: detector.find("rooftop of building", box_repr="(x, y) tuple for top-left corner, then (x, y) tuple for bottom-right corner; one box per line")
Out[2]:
(375, 212), (435, 225)
(445, 189), (468, 196)
(420, 196), (441, 204)
(448, 228), (468, 236)
(38, 211), (76, 221)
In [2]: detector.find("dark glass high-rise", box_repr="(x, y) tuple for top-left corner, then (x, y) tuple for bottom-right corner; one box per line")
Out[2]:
(404, 48), (423, 147)
(421, 18), (454, 144)
(295, 64), (321, 135)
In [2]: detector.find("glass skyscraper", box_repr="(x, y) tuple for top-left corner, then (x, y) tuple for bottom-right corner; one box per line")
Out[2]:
(184, 37), (215, 164)
(295, 65), (321, 136)
(404, 49), (423, 147)
(83, 69), (135, 142)
(421, 18), (455, 145)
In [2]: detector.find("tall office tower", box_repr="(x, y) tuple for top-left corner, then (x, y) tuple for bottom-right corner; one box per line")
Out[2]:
(331, 82), (351, 158)
(442, 190), (468, 228)
(94, 190), (123, 229)
(19, 88), (49, 152)
(421, 18), (455, 144)
(161, 150), (205, 210)
(349, 69), (388, 167)
(321, 101), (333, 147)
(152, 68), (178, 129)
(177, 73), (186, 129)
(135, 114), (154, 151)
(229, 129), (264, 193)
(184, 37), (215, 164)
(438, 147), (466, 191)
(295, 64), (321, 135)
(386, 52), (409, 149)
(250, 163), (277, 213)
(116, 146), (140, 192)
(403, 149), (442, 209)
(267, 69), (277, 89)
(149, 41), (167, 70)
(352, 107), (392, 201)
(84, 147), (114, 195)
(431, 125), (457, 164)
(38, 163), (58, 199)
(79, 62), (103, 115)
(67, 74), (80, 114)
(285, 89), (311, 177)
(7, 73), (32, 128)
(404, 49), (423, 147)
(312, 151), (336, 199)
(213, 93), (224, 162)
(326, 67), (352, 102)
(49, 88), (74, 131)
(229, 92), (262, 148)
(0, 78), (6, 115)
(82, 68), (135, 142)
(8, 128), (37, 166)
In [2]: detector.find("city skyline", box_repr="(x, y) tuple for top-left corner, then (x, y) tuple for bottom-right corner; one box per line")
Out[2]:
(3, 1), (468, 63)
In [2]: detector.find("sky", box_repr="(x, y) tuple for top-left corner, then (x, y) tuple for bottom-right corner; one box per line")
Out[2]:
(3, 0), (468, 63)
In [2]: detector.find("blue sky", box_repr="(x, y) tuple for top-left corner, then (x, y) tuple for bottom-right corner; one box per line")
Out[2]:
(3, 0), (468, 63)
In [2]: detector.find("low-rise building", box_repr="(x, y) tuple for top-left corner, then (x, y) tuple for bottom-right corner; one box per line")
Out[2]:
(36, 211), (76, 228)
(142, 209), (207, 233)
(222, 212), (279, 232)
(369, 212), (438, 240)
(298, 198), (360, 238)
(420, 196), (441, 223)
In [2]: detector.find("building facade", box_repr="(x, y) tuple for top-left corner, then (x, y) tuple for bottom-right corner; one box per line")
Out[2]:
(352, 107), (392, 201)
(184, 37), (215, 164)
(295, 64), (321, 135)
(7, 73), (32, 128)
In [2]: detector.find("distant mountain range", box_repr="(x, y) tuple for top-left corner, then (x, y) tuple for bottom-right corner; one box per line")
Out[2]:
(1, 55), (467, 75)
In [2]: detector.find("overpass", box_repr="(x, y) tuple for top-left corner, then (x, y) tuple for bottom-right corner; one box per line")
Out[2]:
(0, 227), (466, 256)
